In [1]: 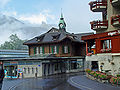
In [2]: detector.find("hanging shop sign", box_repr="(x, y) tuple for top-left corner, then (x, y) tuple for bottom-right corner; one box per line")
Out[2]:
(108, 30), (120, 36)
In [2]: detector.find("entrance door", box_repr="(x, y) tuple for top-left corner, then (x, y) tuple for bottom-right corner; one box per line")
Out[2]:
(91, 61), (98, 71)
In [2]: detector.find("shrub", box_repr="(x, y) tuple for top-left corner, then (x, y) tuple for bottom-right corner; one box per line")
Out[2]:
(110, 77), (120, 85)
(90, 71), (95, 76)
(85, 69), (92, 74)
(117, 74), (120, 77)
(99, 73), (108, 80)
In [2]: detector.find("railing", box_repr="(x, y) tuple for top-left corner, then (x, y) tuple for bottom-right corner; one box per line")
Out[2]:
(89, 0), (107, 12)
(111, 14), (120, 26)
(90, 20), (108, 30)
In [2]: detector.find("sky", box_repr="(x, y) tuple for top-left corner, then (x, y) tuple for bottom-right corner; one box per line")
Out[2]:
(0, 0), (102, 34)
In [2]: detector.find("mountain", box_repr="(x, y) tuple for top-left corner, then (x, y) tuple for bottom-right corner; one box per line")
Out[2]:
(0, 14), (57, 44)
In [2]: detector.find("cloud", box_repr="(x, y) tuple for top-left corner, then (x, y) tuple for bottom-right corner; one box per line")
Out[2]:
(0, 0), (11, 8)
(19, 14), (47, 24)
(1, 9), (55, 25)
(2, 11), (17, 16)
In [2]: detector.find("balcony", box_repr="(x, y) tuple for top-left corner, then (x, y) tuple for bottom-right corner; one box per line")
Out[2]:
(89, 0), (107, 12)
(111, 0), (120, 7)
(111, 15), (120, 27)
(90, 20), (108, 31)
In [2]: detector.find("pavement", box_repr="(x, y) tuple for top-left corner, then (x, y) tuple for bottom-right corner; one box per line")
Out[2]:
(68, 75), (120, 90)
(1, 73), (80, 90)
(1, 73), (120, 90)
(1, 78), (32, 90)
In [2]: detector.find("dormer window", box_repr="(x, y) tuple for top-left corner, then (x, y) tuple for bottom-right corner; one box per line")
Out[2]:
(52, 34), (60, 41)
(37, 35), (45, 42)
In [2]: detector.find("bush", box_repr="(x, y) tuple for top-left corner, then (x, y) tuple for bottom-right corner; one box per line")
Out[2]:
(110, 77), (120, 85)
(99, 73), (108, 80)
(85, 69), (92, 74)
(90, 71), (95, 76)
(117, 74), (120, 77)
(94, 72), (101, 78)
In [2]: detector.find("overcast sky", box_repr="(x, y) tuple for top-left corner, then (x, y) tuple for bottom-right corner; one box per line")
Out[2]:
(0, 0), (102, 34)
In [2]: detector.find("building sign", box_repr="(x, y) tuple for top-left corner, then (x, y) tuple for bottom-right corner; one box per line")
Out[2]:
(10, 61), (18, 65)
(108, 30), (120, 36)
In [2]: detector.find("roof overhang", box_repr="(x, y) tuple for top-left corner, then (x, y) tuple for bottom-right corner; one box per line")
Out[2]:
(81, 30), (120, 41)
(0, 56), (85, 61)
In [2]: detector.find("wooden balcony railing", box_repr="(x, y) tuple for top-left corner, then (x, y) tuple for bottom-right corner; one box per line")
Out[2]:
(89, 0), (107, 12)
(111, 14), (120, 27)
(90, 20), (108, 30)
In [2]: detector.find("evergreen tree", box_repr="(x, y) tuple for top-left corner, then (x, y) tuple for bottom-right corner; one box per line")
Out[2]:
(0, 34), (28, 50)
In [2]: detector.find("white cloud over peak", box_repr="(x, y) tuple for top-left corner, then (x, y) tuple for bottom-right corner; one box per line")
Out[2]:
(19, 14), (47, 24)
(1, 9), (55, 25)
(0, 0), (11, 8)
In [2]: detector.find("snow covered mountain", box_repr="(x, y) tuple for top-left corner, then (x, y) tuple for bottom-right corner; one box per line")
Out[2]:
(0, 14), (56, 44)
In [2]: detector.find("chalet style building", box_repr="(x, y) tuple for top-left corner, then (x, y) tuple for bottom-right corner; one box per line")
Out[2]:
(21, 13), (93, 78)
(0, 13), (92, 78)
(82, 0), (120, 76)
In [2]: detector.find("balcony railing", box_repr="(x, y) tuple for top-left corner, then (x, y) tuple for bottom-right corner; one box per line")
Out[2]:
(111, 15), (120, 27)
(89, 0), (107, 12)
(90, 20), (108, 31)
(110, 0), (120, 7)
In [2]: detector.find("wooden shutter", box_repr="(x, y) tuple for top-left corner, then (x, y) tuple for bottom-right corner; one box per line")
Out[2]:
(112, 38), (120, 53)
(57, 46), (59, 54)
(68, 46), (70, 53)
(34, 47), (36, 55)
(62, 46), (64, 54)
(42, 46), (45, 54)
(51, 46), (54, 54)
(96, 39), (101, 53)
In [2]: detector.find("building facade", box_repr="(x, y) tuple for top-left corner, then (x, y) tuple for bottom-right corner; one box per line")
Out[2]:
(21, 13), (92, 78)
(82, 0), (120, 76)
(0, 14), (93, 78)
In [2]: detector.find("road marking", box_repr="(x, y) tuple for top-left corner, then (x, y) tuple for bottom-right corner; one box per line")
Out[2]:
(70, 77), (92, 90)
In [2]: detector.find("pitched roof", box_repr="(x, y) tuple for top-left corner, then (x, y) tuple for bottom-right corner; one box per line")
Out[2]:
(24, 27), (93, 45)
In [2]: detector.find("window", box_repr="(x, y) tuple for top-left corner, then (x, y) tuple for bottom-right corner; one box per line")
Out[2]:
(39, 46), (45, 54)
(40, 47), (42, 54)
(101, 39), (111, 52)
(55, 63), (58, 71)
(51, 46), (59, 54)
(28, 67), (30, 74)
(32, 68), (34, 74)
(36, 47), (39, 55)
(36, 67), (38, 73)
(102, 40), (111, 49)
(63, 46), (70, 54)
(54, 46), (57, 54)
(71, 61), (77, 69)
(64, 46), (68, 53)
(24, 68), (26, 74)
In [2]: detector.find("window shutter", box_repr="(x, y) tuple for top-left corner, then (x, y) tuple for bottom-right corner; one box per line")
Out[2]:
(51, 46), (54, 54)
(68, 46), (70, 53)
(57, 46), (59, 54)
(62, 46), (64, 54)
(42, 46), (45, 54)
(34, 47), (36, 54)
